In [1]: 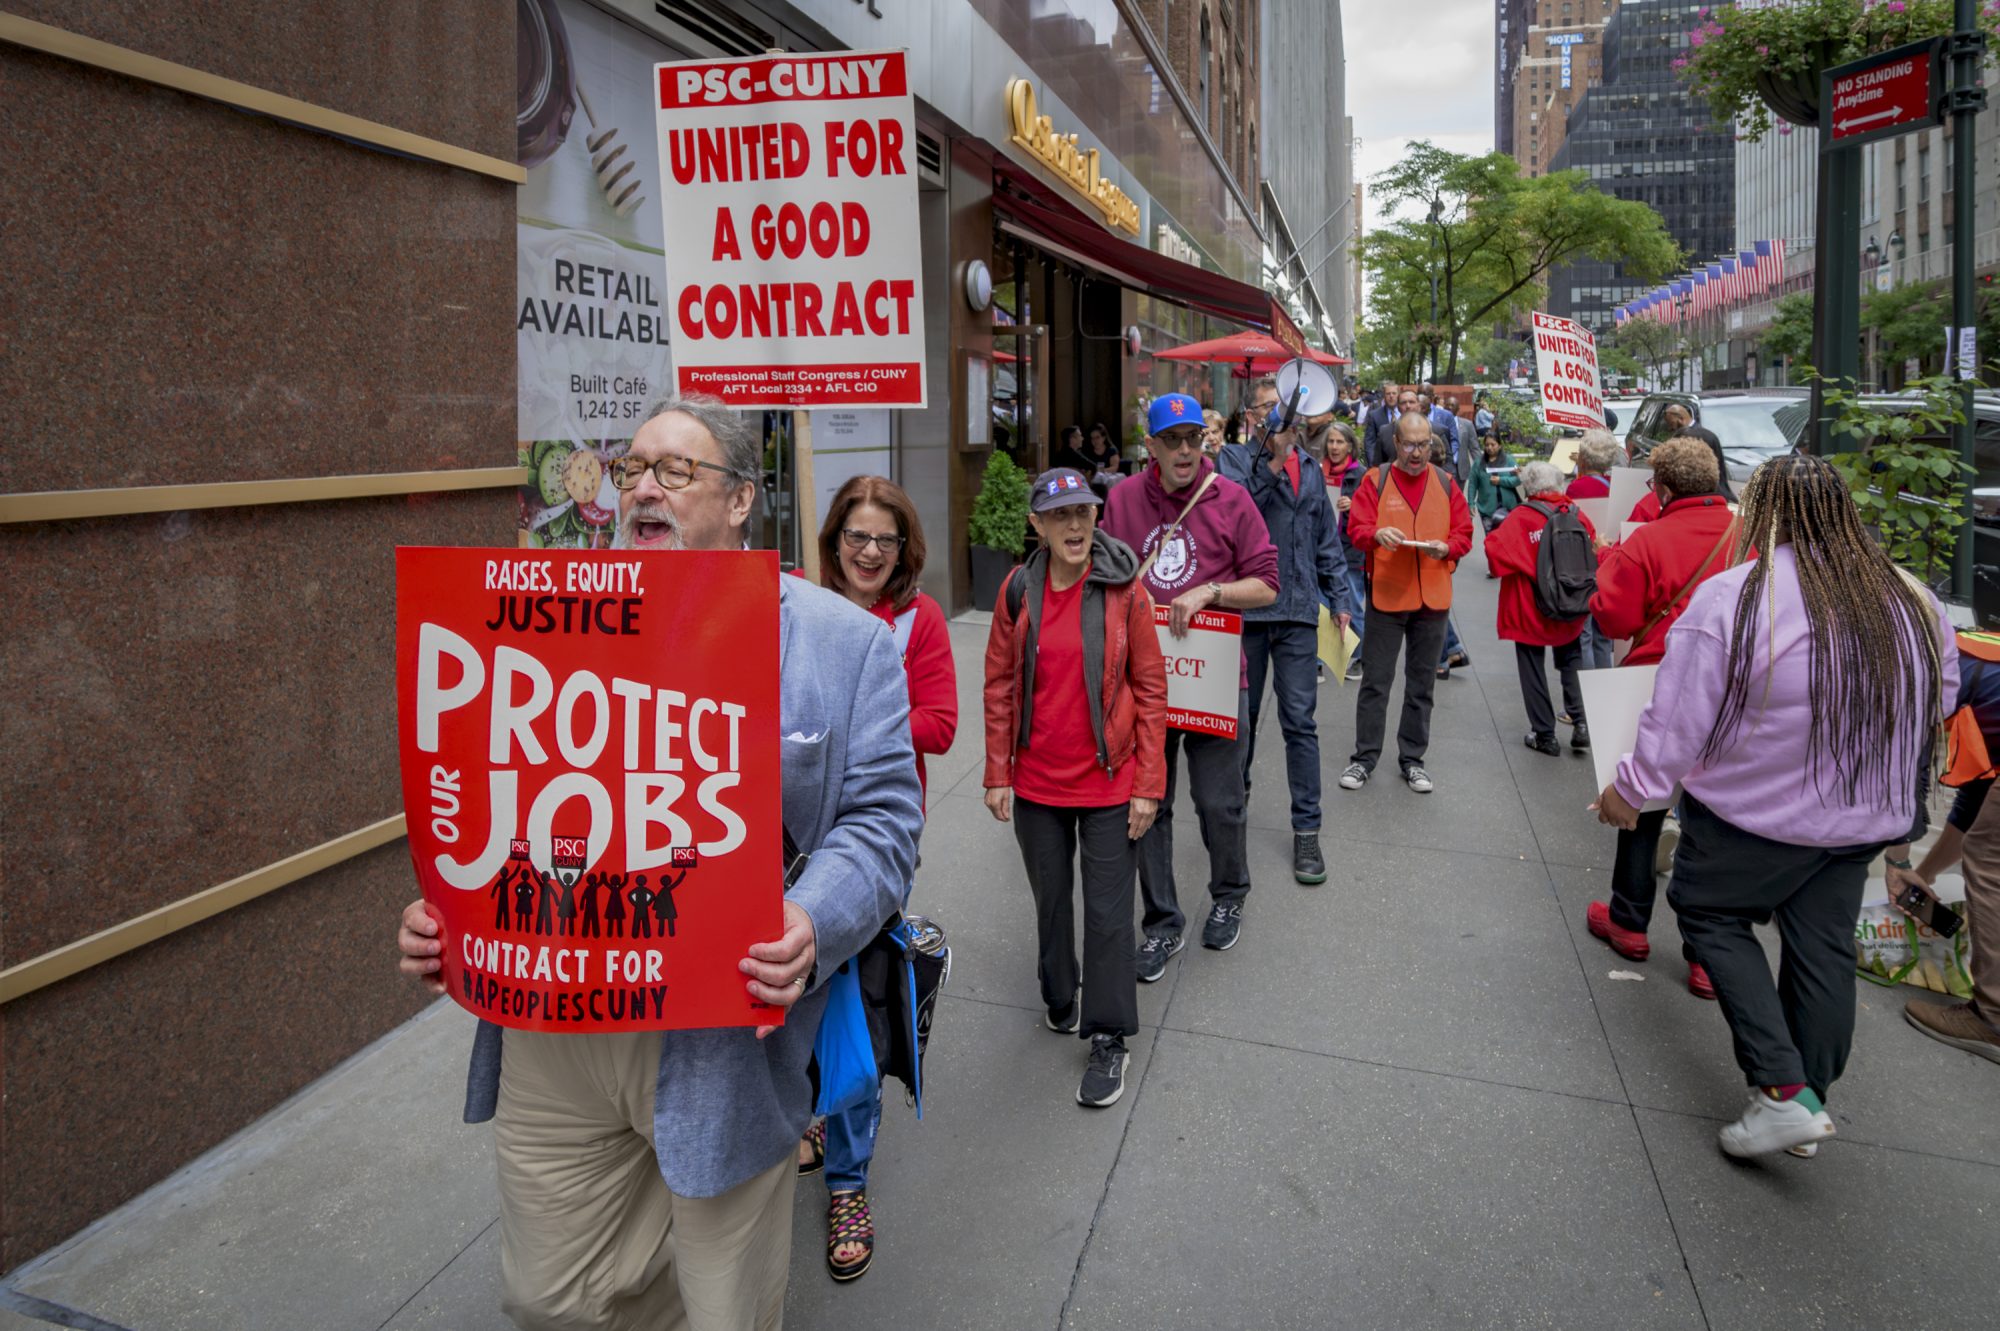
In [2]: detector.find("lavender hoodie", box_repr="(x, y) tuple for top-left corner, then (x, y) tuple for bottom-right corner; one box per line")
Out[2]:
(1615, 546), (1956, 846)
(1100, 458), (1280, 689)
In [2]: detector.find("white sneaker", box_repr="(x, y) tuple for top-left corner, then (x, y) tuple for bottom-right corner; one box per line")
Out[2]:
(1786, 1142), (1819, 1158)
(1402, 765), (1434, 794)
(1338, 762), (1369, 790)
(1717, 1093), (1835, 1158)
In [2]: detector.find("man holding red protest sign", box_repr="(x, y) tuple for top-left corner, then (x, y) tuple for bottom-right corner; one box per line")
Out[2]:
(396, 392), (922, 1330)
(1101, 393), (1278, 974)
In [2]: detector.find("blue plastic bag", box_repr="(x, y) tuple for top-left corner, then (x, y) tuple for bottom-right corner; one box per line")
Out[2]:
(812, 960), (879, 1117)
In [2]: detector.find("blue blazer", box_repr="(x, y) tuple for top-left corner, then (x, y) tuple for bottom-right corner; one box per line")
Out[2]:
(1217, 442), (1350, 625)
(463, 575), (924, 1198)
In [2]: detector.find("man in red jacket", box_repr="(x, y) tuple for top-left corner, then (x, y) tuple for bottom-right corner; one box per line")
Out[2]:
(1582, 438), (1737, 996)
(1485, 461), (1596, 756)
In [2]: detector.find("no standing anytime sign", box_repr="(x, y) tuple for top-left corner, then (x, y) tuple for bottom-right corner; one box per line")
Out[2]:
(655, 51), (927, 408)
(1825, 39), (1946, 149)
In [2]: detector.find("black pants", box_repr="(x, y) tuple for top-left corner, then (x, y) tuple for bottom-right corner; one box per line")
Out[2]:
(1667, 794), (1883, 1097)
(1514, 639), (1585, 736)
(1013, 796), (1140, 1039)
(1138, 688), (1251, 939)
(1350, 606), (1449, 772)
(1609, 807), (1670, 933)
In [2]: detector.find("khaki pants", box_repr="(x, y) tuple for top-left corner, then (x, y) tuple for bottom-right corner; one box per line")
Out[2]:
(1958, 793), (2000, 1029)
(492, 1030), (794, 1331)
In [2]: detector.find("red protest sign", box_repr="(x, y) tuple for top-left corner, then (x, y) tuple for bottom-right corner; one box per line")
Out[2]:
(395, 547), (785, 1033)
(656, 50), (927, 408)
(1531, 312), (1605, 432)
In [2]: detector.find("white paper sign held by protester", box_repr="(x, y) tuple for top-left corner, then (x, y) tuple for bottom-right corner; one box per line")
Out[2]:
(1154, 607), (1241, 739)
(655, 51), (927, 408)
(1579, 665), (1674, 813)
(1532, 312), (1606, 431)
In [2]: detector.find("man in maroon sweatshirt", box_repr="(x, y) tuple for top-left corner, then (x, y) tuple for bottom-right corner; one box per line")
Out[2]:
(1101, 393), (1279, 973)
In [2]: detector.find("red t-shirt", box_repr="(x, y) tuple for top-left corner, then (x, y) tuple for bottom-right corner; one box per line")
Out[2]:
(1282, 449), (1302, 494)
(1012, 572), (1134, 808)
(1566, 474), (1610, 498)
(1388, 464), (1430, 512)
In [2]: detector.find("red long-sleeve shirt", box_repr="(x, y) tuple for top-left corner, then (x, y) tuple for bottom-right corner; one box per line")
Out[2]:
(864, 591), (957, 805)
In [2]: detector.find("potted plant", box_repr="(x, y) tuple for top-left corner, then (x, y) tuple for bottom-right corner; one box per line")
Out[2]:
(1676, 1), (1998, 142)
(967, 449), (1030, 609)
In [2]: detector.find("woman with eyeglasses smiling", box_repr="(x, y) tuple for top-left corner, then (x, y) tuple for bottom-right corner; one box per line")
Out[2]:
(793, 474), (956, 1283)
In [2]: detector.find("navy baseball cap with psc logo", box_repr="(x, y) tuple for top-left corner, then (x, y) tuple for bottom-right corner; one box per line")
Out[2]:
(1147, 392), (1205, 436)
(1030, 468), (1102, 513)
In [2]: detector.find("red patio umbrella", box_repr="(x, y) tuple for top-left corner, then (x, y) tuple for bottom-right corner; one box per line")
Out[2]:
(1153, 332), (1350, 378)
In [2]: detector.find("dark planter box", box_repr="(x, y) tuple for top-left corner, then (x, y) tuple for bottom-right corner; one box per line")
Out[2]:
(969, 543), (1016, 611)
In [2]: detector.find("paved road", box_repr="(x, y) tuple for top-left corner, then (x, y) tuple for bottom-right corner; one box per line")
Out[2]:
(6, 541), (1996, 1331)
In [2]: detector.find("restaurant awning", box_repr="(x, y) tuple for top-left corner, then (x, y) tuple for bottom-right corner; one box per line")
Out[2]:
(992, 160), (1278, 331)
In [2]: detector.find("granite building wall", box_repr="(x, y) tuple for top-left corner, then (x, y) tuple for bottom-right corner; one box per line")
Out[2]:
(0, 1), (516, 1268)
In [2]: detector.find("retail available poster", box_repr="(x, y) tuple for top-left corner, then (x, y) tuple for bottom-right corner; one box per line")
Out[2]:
(1154, 607), (1241, 739)
(1531, 311), (1606, 432)
(654, 50), (928, 408)
(395, 547), (785, 1033)
(516, 0), (676, 550)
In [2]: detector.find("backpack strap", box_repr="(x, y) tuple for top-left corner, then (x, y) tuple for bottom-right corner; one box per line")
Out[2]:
(1003, 566), (1027, 620)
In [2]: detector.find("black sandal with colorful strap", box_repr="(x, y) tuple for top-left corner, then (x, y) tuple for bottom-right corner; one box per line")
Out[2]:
(797, 1120), (825, 1177)
(826, 1189), (874, 1282)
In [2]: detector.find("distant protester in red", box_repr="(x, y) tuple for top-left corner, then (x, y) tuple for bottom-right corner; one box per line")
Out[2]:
(1484, 460), (1595, 756)
(799, 474), (957, 1281)
(983, 468), (1167, 1111)
(1565, 430), (1618, 500)
(1581, 439), (1736, 1001)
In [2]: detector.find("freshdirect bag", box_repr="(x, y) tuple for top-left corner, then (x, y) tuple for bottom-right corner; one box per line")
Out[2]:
(1855, 872), (1978, 997)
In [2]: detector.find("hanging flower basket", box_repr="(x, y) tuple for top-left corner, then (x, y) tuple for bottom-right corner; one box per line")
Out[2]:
(1677, 1), (1998, 143)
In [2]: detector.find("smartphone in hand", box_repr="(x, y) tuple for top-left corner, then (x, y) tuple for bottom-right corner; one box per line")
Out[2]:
(1897, 883), (1965, 938)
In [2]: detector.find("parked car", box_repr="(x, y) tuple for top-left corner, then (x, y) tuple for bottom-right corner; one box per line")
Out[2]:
(1622, 389), (1811, 481)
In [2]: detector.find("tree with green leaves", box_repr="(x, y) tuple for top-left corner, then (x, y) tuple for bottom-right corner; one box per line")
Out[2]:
(1363, 142), (1682, 383)
(1760, 291), (1815, 376)
(1605, 318), (1687, 388)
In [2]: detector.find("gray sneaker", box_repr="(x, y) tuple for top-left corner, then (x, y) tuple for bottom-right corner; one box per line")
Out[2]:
(1135, 933), (1183, 984)
(1077, 1034), (1130, 1107)
(1402, 765), (1434, 794)
(1202, 901), (1243, 950)
(1338, 762), (1370, 790)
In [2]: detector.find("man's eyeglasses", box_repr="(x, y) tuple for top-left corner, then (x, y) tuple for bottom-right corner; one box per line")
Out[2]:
(1155, 431), (1204, 452)
(839, 529), (905, 554)
(608, 454), (742, 491)
(1395, 438), (1432, 452)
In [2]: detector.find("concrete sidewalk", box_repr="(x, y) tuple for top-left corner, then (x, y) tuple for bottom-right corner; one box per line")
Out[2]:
(7, 543), (1997, 1331)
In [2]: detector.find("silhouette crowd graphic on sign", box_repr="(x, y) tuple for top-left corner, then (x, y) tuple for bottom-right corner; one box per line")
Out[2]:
(488, 861), (688, 940)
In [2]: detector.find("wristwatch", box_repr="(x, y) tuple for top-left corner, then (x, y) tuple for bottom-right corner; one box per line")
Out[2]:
(1207, 582), (1225, 608)
(1885, 855), (1914, 871)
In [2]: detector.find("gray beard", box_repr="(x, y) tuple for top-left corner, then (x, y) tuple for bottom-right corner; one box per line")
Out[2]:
(613, 506), (682, 551)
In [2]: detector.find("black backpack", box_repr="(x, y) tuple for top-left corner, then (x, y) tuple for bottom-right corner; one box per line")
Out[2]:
(1521, 500), (1598, 621)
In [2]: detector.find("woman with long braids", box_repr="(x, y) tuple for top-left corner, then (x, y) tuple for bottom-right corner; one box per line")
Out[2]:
(1594, 454), (1955, 1159)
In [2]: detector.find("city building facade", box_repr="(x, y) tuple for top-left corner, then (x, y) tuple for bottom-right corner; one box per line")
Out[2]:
(1, 0), (1285, 1270)
(1499, 0), (1618, 176)
(1259, 0), (1354, 354)
(1546, 0), (1736, 333)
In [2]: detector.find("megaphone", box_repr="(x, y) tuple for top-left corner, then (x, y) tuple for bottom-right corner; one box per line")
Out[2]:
(1270, 357), (1340, 436)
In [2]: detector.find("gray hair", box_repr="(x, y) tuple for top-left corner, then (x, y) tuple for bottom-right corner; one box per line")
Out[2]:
(638, 391), (761, 485)
(1518, 460), (1564, 496)
(1577, 429), (1619, 474)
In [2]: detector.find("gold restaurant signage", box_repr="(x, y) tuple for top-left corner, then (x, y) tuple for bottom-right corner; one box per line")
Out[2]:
(1005, 79), (1142, 237)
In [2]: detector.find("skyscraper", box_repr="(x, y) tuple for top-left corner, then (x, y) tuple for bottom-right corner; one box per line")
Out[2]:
(1260, 0), (1353, 352)
(1546, 0), (1737, 332)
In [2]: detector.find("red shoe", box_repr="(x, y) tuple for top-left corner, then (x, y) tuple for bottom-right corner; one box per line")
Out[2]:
(1687, 962), (1717, 1001)
(1586, 901), (1650, 961)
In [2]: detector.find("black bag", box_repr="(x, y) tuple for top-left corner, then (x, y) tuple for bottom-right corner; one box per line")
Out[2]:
(855, 914), (950, 1114)
(786, 825), (951, 1116)
(1521, 500), (1598, 621)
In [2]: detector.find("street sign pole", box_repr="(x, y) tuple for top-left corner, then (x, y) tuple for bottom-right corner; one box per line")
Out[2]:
(1950, 0), (1987, 602)
(1816, 39), (1952, 455)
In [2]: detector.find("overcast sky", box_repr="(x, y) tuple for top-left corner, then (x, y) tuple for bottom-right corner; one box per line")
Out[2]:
(1344, 1), (1497, 293)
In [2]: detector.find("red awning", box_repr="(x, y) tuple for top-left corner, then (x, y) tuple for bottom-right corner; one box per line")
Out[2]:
(992, 161), (1275, 329)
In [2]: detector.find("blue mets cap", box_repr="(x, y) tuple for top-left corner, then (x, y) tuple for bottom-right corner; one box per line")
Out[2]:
(1147, 393), (1205, 436)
